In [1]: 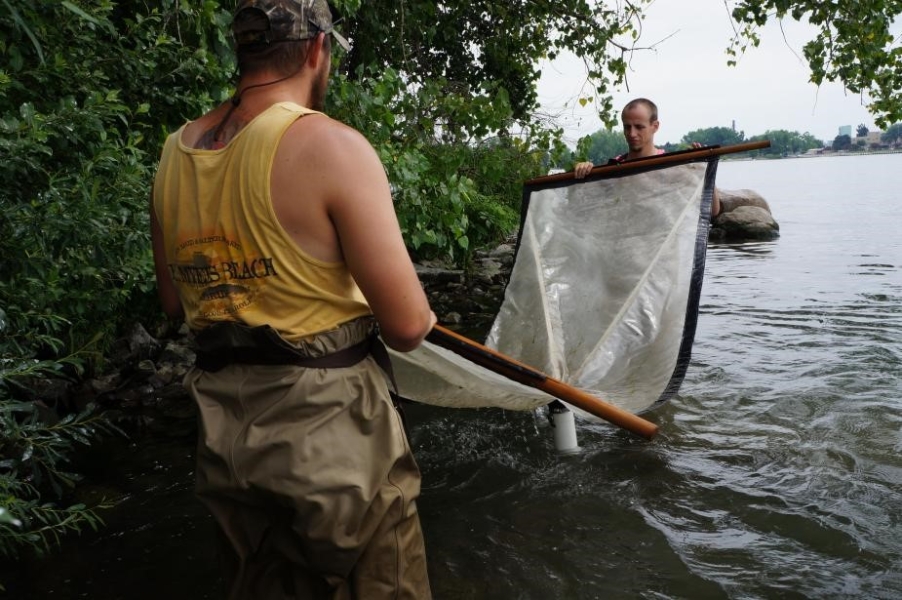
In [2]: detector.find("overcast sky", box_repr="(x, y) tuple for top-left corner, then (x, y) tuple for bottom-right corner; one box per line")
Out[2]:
(536, 2), (889, 147)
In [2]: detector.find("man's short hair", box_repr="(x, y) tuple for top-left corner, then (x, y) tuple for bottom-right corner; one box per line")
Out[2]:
(234, 35), (331, 77)
(622, 98), (658, 123)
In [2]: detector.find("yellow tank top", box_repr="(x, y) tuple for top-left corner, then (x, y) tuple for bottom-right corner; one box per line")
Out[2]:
(152, 102), (371, 341)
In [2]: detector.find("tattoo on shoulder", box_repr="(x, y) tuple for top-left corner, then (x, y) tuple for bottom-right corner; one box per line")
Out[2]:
(196, 129), (221, 150)
(195, 115), (249, 150)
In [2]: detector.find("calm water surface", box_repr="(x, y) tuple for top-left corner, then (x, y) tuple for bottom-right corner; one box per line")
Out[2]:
(5, 154), (901, 599)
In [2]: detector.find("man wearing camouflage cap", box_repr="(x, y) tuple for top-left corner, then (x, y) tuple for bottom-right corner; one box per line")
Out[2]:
(151, 0), (436, 597)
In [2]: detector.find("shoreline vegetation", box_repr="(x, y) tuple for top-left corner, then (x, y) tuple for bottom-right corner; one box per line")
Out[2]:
(578, 125), (902, 167)
(781, 148), (902, 158)
(728, 147), (902, 160)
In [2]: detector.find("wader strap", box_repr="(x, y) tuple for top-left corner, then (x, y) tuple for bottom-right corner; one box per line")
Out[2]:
(194, 321), (398, 394)
(366, 333), (399, 396)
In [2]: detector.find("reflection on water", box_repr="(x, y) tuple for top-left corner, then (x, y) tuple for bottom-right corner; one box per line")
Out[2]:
(4, 155), (902, 599)
(712, 241), (777, 258)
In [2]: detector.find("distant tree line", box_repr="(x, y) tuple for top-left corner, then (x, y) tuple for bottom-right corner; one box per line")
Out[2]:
(570, 122), (902, 165)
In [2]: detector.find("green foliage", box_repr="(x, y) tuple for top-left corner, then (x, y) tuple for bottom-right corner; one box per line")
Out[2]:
(726, 0), (902, 128)
(856, 124), (870, 138)
(576, 129), (628, 165)
(0, 1), (234, 360)
(0, 101), (154, 357)
(682, 126), (747, 147)
(881, 123), (902, 144)
(833, 133), (853, 151)
(0, 356), (122, 561)
(327, 64), (550, 265)
(338, 0), (653, 130)
(0, 2), (228, 565)
(747, 130), (824, 156)
(338, 0), (902, 139)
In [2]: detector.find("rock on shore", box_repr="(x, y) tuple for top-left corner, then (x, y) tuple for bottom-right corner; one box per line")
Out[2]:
(710, 188), (780, 241)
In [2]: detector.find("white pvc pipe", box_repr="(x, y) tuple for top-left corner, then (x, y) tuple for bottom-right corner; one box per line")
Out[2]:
(549, 402), (580, 454)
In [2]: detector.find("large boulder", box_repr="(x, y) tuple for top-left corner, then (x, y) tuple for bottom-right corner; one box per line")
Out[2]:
(711, 205), (780, 241)
(718, 188), (771, 214)
(711, 188), (779, 241)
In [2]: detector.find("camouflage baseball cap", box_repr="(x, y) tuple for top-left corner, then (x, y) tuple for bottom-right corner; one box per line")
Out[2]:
(233, 0), (351, 52)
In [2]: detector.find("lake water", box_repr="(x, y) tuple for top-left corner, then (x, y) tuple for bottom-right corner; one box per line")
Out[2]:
(4, 154), (901, 599)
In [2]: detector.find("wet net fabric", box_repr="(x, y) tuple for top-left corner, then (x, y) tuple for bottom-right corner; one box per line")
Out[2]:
(390, 159), (718, 417)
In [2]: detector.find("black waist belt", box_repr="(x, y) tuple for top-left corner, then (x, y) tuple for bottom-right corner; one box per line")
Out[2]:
(193, 321), (398, 393)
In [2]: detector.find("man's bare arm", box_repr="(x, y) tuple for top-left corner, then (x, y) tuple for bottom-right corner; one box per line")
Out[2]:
(150, 196), (184, 320)
(314, 123), (436, 351)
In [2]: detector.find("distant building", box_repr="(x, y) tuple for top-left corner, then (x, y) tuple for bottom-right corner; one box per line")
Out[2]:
(856, 130), (885, 148)
(838, 125), (852, 137)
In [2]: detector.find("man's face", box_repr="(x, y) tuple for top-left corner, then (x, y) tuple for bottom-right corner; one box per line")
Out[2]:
(621, 105), (659, 153)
